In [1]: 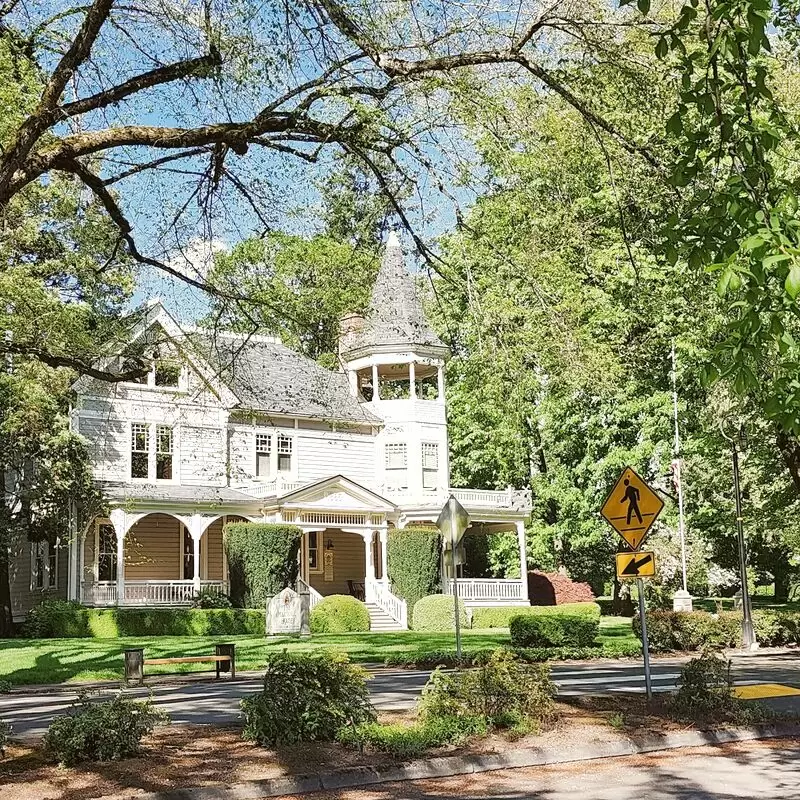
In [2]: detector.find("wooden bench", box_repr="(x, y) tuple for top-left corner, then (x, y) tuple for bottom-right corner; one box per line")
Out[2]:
(124, 643), (235, 684)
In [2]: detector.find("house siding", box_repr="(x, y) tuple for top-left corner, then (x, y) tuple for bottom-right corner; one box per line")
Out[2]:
(307, 529), (366, 597)
(296, 432), (375, 486)
(125, 514), (182, 580)
(9, 534), (68, 620)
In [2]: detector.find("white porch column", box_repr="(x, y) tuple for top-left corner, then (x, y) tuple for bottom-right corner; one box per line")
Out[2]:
(187, 514), (204, 593)
(379, 527), (389, 584)
(516, 520), (529, 602)
(372, 364), (380, 401)
(409, 361), (417, 399)
(363, 531), (376, 601)
(109, 508), (127, 605)
(437, 365), (445, 402)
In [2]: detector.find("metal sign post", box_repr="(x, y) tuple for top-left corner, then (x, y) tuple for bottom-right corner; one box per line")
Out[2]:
(636, 578), (653, 700)
(437, 495), (470, 660)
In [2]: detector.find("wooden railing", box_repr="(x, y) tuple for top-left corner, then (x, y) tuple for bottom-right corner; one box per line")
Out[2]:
(82, 580), (228, 606)
(444, 578), (525, 603)
(382, 486), (532, 511)
(366, 579), (408, 628)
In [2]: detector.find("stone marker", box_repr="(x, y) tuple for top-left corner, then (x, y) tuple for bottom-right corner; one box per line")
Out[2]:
(266, 587), (303, 636)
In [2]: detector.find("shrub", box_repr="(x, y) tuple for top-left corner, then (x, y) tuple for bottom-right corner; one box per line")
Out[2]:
(412, 594), (468, 632)
(472, 602), (600, 629)
(0, 681), (11, 694)
(224, 522), (302, 608)
(509, 611), (600, 647)
(21, 606), (265, 639)
(0, 720), (9, 755)
(633, 611), (742, 652)
(753, 610), (800, 646)
(670, 651), (745, 720)
(419, 650), (555, 728)
(43, 694), (168, 766)
(310, 595), (370, 633)
(338, 715), (486, 758)
(22, 600), (90, 637)
(192, 588), (233, 608)
(387, 527), (441, 615)
(241, 651), (375, 746)
(528, 571), (595, 605)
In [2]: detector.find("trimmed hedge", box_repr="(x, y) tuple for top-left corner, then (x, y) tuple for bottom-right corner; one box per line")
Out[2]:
(310, 595), (370, 633)
(634, 609), (800, 652)
(472, 602), (601, 629)
(224, 522), (302, 609)
(387, 527), (441, 615)
(412, 594), (468, 632)
(509, 611), (600, 648)
(22, 600), (264, 638)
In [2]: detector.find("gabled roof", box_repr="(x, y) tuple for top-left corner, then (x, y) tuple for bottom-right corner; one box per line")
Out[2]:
(268, 474), (395, 512)
(340, 232), (448, 358)
(189, 333), (381, 425)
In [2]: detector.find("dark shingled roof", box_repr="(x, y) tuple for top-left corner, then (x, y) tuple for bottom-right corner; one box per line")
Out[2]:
(100, 482), (260, 505)
(342, 233), (447, 356)
(190, 334), (380, 424)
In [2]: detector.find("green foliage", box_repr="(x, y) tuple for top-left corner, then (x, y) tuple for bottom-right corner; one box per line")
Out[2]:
(241, 651), (375, 746)
(338, 715), (486, 758)
(633, 611), (743, 652)
(43, 693), (168, 766)
(753, 609), (800, 646)
(309, 595), (370, 634)
(224, 523), (301, 609)
(0, 719), (9, 754)
(670, 651), (746, 721)
(412, 594), (468, 632)
(509, 611), (600, 648)
(22, 602), (264, 638)
(419, 650), (555, 728)
(192, 588), (233, 608)
(387, 527), (442, 613)
(471, 602), (601, 629)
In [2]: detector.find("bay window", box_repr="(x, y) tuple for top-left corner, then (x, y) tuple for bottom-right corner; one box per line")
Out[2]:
(422, 442), (439, 489)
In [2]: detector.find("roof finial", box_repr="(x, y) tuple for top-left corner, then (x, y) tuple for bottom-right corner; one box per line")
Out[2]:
(386, 228), (401, 249)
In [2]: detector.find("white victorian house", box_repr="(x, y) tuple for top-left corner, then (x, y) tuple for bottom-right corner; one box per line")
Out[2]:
(10, 234), (532, 629)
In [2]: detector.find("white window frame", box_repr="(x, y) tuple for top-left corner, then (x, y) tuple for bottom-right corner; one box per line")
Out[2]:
(31, 540), (58, 590)
(95, 521), (118, 582)
(277, 433), (293, 473)
(255, 432), (273, 480)
(121, 357), (187, 391)
(130, 422), (150, 479)
(156, 424), (174, 480)
(385, 442), (408, 489)
(422, 442), (439, 490)
(307, 531), (322, 574)
(130, 422), (177, 482)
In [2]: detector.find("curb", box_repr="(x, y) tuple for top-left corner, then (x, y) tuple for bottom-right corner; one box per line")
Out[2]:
(127, 721), (800, 800)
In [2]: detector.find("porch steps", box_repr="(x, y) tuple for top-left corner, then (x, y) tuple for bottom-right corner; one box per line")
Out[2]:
(366, 603), (405, 632)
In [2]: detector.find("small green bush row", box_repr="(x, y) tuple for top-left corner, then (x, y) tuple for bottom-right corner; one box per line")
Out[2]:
(510, 612), (600, 648)
(633, 609), (800, 652)
(23, 600), (264, 638)
(43, 694), (168, 766)
(310, 595), (370, 634)
(471, 602), (601, 629)
(338, 715), (486, 758)
(412, 594), (469, 632)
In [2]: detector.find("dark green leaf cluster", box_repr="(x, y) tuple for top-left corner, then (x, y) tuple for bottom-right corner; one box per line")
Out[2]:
(43, 694), (168, 766)
(509, 610), (600, 648)
(387, 526), (441, 612)
(309, 594), (370, 633)
(411, 594), (469, 632)
(241, 651), (375, 746)
(223, 523), (302, 608)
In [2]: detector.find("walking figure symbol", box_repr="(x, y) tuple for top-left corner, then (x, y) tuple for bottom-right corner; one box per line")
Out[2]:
(622, 478), (642, 525)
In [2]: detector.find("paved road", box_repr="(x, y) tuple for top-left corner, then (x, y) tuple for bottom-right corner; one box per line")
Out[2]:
(1, 651), (797, 738)
(308, 738), (800, 800)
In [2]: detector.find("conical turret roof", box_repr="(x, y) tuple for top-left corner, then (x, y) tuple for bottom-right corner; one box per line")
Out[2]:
(341, 232), (447, 358)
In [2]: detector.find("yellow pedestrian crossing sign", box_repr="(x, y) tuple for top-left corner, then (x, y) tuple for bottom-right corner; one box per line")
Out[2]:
(601, 467), (664, 550)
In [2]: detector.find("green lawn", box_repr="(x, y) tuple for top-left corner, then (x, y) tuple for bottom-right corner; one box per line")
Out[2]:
(692, 596), (800, 613)
(0, 617), (639, 687)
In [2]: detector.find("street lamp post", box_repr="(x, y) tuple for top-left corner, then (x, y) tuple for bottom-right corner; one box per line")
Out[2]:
(720, 419), (756, 649)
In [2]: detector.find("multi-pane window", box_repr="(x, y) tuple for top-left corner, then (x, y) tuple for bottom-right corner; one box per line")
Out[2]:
(385, 443), (408, 488)
(31, 541), (57, 590)
(182, 526), (195, 580)
(131, 423), (149, 478)
(422, 443), (439, 489)
(255, 433), (272, 478)
(308, 531), (321, 572)
(156, 425), (173, 479)
(97, 523), (117, 582)
(154, 360), (181, 387)
(277, 434), (293, 472)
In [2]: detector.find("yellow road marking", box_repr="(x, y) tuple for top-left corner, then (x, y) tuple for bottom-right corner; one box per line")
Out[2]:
(734, 683), (800, 700)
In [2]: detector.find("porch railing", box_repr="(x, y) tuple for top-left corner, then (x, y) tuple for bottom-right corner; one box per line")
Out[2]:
(444, 578), (526, 603)
(81, 580), (228, 606)
(297, 577), (324, 610)
(366, 578), (408, 628)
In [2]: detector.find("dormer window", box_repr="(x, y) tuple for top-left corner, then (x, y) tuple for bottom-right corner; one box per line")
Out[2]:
(154, 360), (181, 387)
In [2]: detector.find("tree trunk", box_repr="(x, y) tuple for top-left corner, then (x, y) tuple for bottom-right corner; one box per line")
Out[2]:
(775, 429), (800, 492)
(774, 568), (791, 604)
(0, 547), (13, 637)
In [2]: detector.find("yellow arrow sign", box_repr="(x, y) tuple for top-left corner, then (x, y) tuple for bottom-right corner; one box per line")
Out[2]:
(616, 551), (656, 579)
(601, 467), (664, 550)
